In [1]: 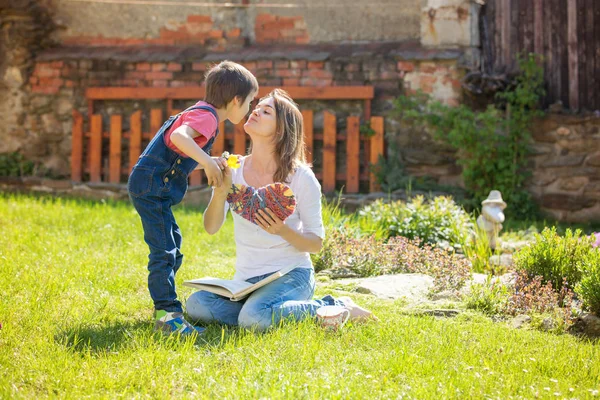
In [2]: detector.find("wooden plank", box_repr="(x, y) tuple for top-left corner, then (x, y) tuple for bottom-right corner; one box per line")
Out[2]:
(533, 0), (544, 56)
(71, 110), (84, 182)
(86, 86), (375, 101)
(568, 0), (579, 110)
(369, 116), (384, 193)
(301, 110), (314, 164)
(501, 0), (511, 68)
(109, 115), (122, 183)
(577, 3), (588, 110)
(585, 0), (596, 111)
(189, 170), (202, 186)
(150, 109), (163, 135)
(322, 111), (336, 193)
(89, 114), (102, 183)
(345, 116), (360, 194)
(213, 121), (225, 157)
(233, 122), (246, 155)
(129, 111), (142, 171)
(595, 1), (600, 110)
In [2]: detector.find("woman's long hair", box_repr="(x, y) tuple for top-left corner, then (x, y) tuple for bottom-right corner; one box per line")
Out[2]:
(260, 89), (306, 183)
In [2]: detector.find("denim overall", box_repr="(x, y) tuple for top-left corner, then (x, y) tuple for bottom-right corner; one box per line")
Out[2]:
(128, 105), (219, 313)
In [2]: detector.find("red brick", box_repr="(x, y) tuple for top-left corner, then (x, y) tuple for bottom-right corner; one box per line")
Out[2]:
(170, 80), (188, 87)
(256, 14), (278, 24)
(125, 71), (146, 79)
(262, 20), (295, 30)
(276, 69), (301, 77)
(243, 61), (257, 70)
(275, 61), (290, 68)
(50, 61), (64, 68)
(38, 77), (63, 86)
(136, 63), (151, 71)
(226, 28), (241, 38)
(419, 62), (436, 74)
(295, 36), (310, 44)
(187, 15), (212, 24)
(290, 60), (307, 69)
(192, 62), (209, 71)
(152, 80), (168, 87)
(307, 61), (324, 69)
(167, 63), (183, 72)
(256, 61), (273, 69)
(152, 63), (166, 71)
(145, 72), (173, 80)
(34, 65), (60, 78)
(397, 61), (415, 72)
(283, 78), (300, 86)
(208, 30), (223, 39)
(65, 80), (76, 88)
(303, 69), (332, 79)
(31, 85), (59, 94)
(29, 77), (38, 85)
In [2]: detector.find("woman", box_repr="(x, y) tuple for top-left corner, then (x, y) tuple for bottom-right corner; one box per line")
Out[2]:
(186, 89), (374, 331)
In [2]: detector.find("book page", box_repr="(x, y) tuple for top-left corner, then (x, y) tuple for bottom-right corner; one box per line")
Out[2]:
(183, 278), (253, 294)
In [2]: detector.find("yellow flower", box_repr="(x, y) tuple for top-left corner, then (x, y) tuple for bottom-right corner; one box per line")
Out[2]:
(227, 155), (241, 169)
(222, 151), (241, 169)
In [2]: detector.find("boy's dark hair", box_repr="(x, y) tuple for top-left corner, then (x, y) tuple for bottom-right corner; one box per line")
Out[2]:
(204, 61), (259, 108)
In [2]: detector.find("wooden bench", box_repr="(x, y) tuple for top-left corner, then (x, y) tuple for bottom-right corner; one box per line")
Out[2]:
(72, 86), (384, 193)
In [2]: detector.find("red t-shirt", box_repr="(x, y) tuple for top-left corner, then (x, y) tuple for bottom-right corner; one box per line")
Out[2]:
(163, 101), (219, 157)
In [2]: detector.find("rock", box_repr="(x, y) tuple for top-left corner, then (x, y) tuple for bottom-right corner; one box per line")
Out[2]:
(336, 273), (434, 301)
(489, 254), (513, 268)
(512, 314), (531, 329)
(569, 313), (600, 337)
(412, 309), (461, 318)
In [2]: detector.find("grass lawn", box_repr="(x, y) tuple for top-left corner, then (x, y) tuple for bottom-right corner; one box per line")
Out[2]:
(1, 193), (599, 399)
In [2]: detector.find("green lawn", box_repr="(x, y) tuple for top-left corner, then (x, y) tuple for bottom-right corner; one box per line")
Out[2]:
(1, 193), (599, 399)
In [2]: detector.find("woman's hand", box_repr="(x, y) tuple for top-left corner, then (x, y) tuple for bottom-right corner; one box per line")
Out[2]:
(256, 208), (286, 235)
(213, 165), (232, 197)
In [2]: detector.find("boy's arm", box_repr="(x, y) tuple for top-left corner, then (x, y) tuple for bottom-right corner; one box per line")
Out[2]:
(170, 125), (224, 187)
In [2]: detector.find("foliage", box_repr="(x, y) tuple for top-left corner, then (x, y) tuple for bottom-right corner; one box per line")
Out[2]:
(513, 227), (593, 291)
(386, 236), (472, 292)
(392, 54), (545, 219)
(0, 152), (36, 177)
(504, 270), (577, 329)
(358, 195), (474, 251)
(575, 249), (600, 315)
(465, 277), (510, 316)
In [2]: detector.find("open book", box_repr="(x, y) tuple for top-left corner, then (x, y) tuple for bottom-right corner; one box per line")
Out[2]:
(182, 265), (297, 301)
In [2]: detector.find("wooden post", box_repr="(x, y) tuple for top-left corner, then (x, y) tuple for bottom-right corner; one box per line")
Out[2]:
(129, 111), (142, 172)
(345, 116), (360, 193)
(150, 109), (163, 136)
(323, 111), (336, 193)
(302, 110), (314, 165)
(234, 122), (246, 155)
(89, 114), (102, 183)
(533, 0), (543, 56)
(71, 110), (83, 182)
(369, 116), (384, 193)
(109, 115), (122, 183)
(213, 121), (225, 156)
(568, 0), (579, 110)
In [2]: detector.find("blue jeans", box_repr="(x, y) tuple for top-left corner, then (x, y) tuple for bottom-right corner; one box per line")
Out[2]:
(186, 267), (342, 331)
(128, 105), (219, 313)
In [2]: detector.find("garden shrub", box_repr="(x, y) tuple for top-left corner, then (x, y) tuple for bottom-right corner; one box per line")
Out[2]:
(513, 227), (593, 290)
(358, 195), (474, 251)
(575, 249), (600, 315)
(465, 277), (510, 315)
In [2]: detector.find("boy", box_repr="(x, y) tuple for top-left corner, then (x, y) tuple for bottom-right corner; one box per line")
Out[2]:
(128, 61), (258, 335)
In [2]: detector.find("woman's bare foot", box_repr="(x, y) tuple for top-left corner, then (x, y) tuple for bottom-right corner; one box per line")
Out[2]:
(338, 296), (378, 322)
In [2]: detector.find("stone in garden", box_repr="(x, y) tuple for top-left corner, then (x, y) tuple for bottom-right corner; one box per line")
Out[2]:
(511, 314), (531, 329)
(337, 273), (434, 302)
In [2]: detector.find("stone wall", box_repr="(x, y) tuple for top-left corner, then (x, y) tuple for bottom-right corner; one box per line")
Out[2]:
(529, 113), (600, 222)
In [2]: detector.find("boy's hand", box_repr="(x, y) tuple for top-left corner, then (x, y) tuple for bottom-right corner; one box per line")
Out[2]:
(203, 158), (224, 188)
